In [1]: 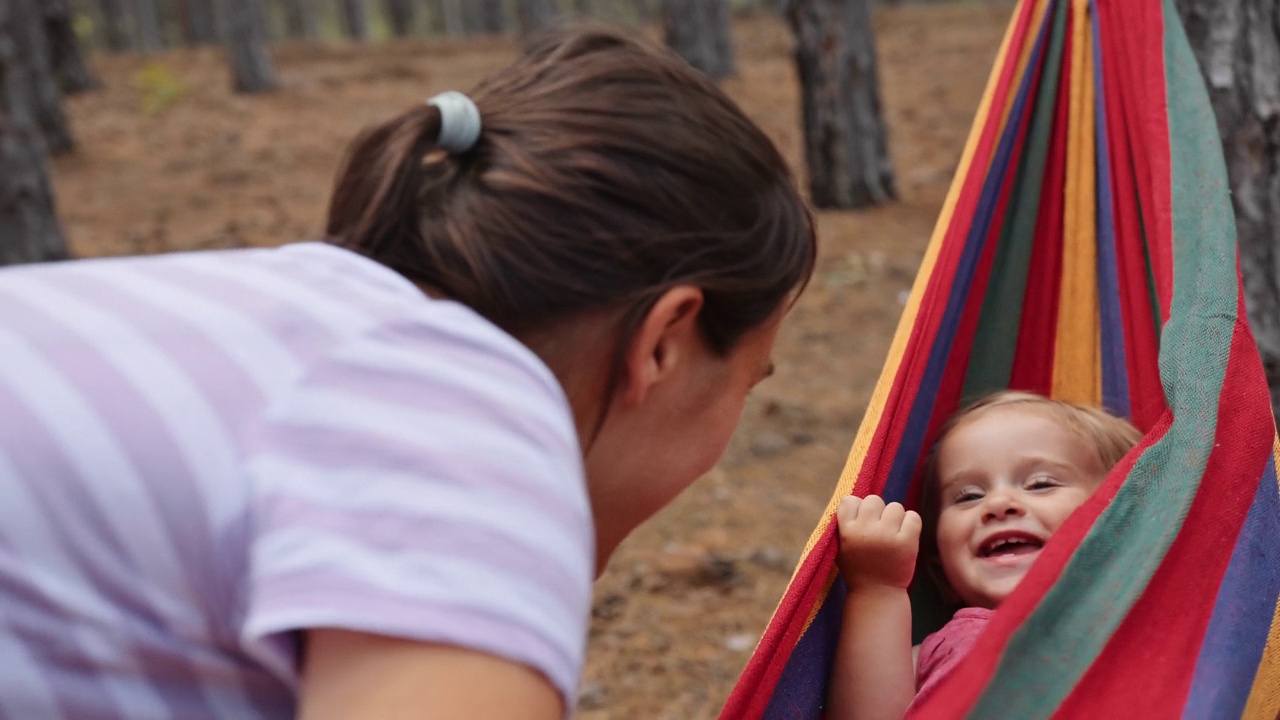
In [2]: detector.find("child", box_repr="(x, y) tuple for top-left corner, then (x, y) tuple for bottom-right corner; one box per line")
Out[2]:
(827, 391), (1142, 720)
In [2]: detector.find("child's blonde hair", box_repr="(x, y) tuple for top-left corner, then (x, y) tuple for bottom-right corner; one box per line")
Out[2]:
(918, 391), (1143, 603)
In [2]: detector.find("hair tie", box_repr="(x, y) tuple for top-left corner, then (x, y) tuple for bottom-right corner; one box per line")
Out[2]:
(427, 91), (482, 154)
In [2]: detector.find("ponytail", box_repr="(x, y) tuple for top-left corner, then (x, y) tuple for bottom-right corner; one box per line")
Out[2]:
(325, 106), (444, 286)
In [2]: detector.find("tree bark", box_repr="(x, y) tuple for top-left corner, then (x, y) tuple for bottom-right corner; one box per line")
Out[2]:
(1176, 0), (1280, 419)
(224, 0), (277, 93)
(431, 0), (464, 35)
(44, 0), (101, 92)
(177, 0), (218, 44)
(660, 0), (735, 81)
(7, 0), (74, 154)
(133, 0), (165, 51)
(0, 0), (71, 265)
(462, 0), (504, 34)
(516, 0), (558, 36)
(99, 0), (132, 51)
(340, 0), (368, 40)
(383, 0), (414, 36)
(280, 0), (319, 39)
(787, 0), (895, 208)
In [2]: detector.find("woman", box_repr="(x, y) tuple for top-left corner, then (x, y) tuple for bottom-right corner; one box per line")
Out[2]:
(0, 27), (815, 719)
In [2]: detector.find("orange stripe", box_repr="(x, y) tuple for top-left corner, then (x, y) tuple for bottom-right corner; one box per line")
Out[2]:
(1051, 0), (1100, 404)
(1242, 436), (1280, 719)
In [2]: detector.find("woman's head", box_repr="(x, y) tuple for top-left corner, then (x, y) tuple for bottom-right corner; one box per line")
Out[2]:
(920, 392), (1142, 608)
(325, 26), (815, 572)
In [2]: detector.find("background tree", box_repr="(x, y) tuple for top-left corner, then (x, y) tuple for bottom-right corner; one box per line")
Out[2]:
(280, 0), (319, 39)
(176, 0), (218, 45)
(464, 0), (506, 35)
(383, 0), (414, 36)
(224, 0), (277, 93)
(787, 0), (895, 208)
(134, 0), (166, 51)
(339, 0), (368, 40)
(99, 0), (133, 51)
(432, 0), (464, 35)
(45, 0), (101, 92)
(9, 0), (74, 154)
(0, 0), (70, 265)
(516, 0), (559, 36)
(660, 0), (734, 81)
(1176, 0), (1280, 418)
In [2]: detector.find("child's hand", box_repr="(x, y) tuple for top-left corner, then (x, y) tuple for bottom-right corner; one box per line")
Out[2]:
(835, 495), (921, 592)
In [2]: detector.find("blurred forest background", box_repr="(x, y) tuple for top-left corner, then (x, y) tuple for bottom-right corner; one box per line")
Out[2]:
(0, 0), (1276, 717)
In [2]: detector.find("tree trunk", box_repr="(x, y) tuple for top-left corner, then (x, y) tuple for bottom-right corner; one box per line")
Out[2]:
(787, 0), (895, 208)
(475, 0), (507, 33)
(44, 0), (101, 92)
(0, 0), (71, 265)
(280, 0), (319, 39)
(339, 0), (368, 40)
(224, 0), (277, 93)
(431, 0), (464, 35)
(8, 0), (74, 154)
(177, 0), (218, 44)
(133, 0), (165, 51)
(383, 0), (414, 36)
(99, 0), (132, 50)
(516, 0), (558, 36)
(660, 0), (735, 81)
(1176, 0), (1280, 419)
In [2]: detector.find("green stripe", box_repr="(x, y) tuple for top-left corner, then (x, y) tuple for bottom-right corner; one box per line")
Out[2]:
(963, 0), (1071, 400)
(967, 1), (1237, 717)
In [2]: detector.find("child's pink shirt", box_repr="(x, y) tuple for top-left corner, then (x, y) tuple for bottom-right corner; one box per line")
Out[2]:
(907, 607), (995, 713)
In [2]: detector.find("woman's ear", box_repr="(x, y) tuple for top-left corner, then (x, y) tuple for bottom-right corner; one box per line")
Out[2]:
(618, 286), (705, 408)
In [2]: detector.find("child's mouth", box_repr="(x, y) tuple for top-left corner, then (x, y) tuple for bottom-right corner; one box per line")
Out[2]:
(977, 532), (1044, 560)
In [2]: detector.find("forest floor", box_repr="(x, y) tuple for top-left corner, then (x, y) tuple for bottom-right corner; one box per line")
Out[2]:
(50, 3), (1014, 716)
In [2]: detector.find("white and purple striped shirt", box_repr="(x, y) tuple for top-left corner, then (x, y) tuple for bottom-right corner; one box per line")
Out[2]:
(0, 242), (594, 718)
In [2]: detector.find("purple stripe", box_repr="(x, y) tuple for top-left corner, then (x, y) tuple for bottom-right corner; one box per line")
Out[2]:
(145, 262), (342, 369)
(258, 493), (586, 602)
(1092, 1), (1130, 417)
(56, 272), (270, 432)
(0, 379), (214, 718)
(252, 422), (585, 534)
(247, 574), (580, 705)
(1182, 455), (1280, 719)
(0, 292), (238, 627)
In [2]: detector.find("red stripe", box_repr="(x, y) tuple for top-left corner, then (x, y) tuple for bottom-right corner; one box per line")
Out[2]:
(1009, 11), (1071, 394)
(1096, 0), (1164, 431)
(1114, 0), (1174, 318)
(1051, 309), (1273, 717)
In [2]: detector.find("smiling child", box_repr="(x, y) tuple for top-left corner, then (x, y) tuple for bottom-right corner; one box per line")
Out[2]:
(825, 391), (1142, 720)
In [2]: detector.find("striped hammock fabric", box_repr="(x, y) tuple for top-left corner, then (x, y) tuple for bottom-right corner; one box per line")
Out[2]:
(720, 0), (1280, 717)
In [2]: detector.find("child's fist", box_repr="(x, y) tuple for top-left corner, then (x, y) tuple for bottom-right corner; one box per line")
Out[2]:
(835, 495), (921, 591)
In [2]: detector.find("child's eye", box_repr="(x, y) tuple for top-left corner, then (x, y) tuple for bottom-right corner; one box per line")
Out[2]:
(1027, 475), (1059, 490)
(954, 488), (983, 503)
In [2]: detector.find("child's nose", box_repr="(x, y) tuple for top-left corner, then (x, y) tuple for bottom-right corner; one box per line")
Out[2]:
(981, 491), (1025, 522)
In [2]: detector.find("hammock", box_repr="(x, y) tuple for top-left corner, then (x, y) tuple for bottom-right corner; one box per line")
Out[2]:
(720, 0), (1280, 717)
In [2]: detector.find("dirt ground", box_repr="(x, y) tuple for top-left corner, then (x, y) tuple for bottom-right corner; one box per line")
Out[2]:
(49, 3), (1013, 716)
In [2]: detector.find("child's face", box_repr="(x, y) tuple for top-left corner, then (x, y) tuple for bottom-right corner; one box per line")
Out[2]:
(933, 406), (1106, 609)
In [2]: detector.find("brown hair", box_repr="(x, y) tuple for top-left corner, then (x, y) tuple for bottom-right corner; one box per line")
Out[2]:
(324, 26), (815, 379)
(917, 391), (1143, 603)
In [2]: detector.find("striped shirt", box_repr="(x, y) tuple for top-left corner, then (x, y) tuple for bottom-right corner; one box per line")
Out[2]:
(0, 242), (594, 718)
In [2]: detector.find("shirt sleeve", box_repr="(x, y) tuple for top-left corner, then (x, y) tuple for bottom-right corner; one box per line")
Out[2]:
(237, 304), (594, 711)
